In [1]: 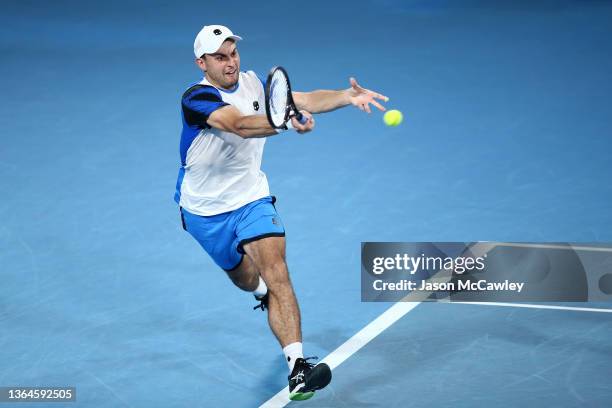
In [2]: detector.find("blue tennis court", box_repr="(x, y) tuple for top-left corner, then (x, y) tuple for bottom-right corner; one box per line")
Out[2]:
(1, 0), (612, 406)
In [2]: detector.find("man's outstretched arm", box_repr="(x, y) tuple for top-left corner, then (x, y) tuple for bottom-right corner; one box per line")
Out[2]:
(208, 105), (314, 139)
(293, 78), (389, 114)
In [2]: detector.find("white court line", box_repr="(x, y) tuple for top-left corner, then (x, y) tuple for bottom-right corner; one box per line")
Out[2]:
(259, 242), (612, 407)
(258, 301), (422, 408)
(260, 301), (612, 408)
(456, 301), (612, 313)
(493, 242), (612, 253)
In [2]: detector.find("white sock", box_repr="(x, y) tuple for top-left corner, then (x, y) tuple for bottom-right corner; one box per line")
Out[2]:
(283, 342), (303, 372)
(253, 276), (268, 297)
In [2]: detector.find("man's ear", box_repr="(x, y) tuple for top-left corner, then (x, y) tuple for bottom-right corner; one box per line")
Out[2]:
(195, 56), (207, 71)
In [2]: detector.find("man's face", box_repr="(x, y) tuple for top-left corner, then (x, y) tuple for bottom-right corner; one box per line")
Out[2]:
(197, 39), (240, 89)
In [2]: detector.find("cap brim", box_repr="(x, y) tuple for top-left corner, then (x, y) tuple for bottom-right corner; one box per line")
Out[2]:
(206, 34), (242, 54)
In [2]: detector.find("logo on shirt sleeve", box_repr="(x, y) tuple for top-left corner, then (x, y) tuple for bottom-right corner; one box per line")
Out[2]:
(253, 101), (260, 111)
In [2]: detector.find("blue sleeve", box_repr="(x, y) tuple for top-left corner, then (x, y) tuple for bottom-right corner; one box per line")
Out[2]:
(181, 85), (229, 128)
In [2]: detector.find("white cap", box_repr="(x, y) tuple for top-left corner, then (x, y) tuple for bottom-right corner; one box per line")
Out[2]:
(193, 25), (243, 58)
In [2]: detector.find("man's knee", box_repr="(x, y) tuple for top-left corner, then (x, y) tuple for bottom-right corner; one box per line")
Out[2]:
(226, 256), (259, 290)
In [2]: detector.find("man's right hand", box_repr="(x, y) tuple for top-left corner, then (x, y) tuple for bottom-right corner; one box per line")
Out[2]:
(291, 110), (315, 134)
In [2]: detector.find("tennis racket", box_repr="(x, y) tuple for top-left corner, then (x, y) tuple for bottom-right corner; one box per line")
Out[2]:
(264, 66), (308, 130)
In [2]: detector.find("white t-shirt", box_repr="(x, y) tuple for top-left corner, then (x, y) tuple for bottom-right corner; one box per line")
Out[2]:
(174, 71), (270, 216)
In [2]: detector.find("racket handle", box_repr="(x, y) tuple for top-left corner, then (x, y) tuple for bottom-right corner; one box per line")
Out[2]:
(294, 112), (308, 125)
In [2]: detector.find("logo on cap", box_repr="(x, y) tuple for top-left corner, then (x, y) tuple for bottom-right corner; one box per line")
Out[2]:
(213, 29), (222, 35)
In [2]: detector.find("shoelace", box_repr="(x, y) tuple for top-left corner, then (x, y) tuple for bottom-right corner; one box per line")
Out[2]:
(291, 357), (319, 384)
(253, 294), (268, 311)
(297, 356), (319, 370)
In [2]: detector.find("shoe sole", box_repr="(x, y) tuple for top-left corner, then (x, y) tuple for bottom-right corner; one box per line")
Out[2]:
(289, 390), (315, 401)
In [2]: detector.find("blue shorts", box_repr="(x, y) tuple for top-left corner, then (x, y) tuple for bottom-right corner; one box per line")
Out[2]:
(180, 196), (285, 271)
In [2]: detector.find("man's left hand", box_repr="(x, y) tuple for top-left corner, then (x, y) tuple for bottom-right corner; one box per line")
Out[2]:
(347, 78), (389, 114)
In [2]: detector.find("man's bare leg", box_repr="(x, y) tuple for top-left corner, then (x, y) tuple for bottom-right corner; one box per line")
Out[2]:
(242, 236), (301, 346)
(225, 255), (259, 292)
(239, 236), (331, 400)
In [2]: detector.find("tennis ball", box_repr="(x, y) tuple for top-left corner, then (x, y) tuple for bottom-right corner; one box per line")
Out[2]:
(383, 109), (403, 126)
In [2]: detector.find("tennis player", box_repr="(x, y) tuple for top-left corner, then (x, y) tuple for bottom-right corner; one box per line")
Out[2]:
(175, 24), (388, 401)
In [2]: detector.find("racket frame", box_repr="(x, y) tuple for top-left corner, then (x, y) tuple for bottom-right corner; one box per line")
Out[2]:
(264, 66), (304, 129)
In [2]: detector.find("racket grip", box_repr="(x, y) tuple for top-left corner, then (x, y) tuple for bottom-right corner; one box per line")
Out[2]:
(295, 112), (308, 125)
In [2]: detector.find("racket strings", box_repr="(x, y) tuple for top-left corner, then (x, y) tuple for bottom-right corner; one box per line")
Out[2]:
(269, 70), (289, 127)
